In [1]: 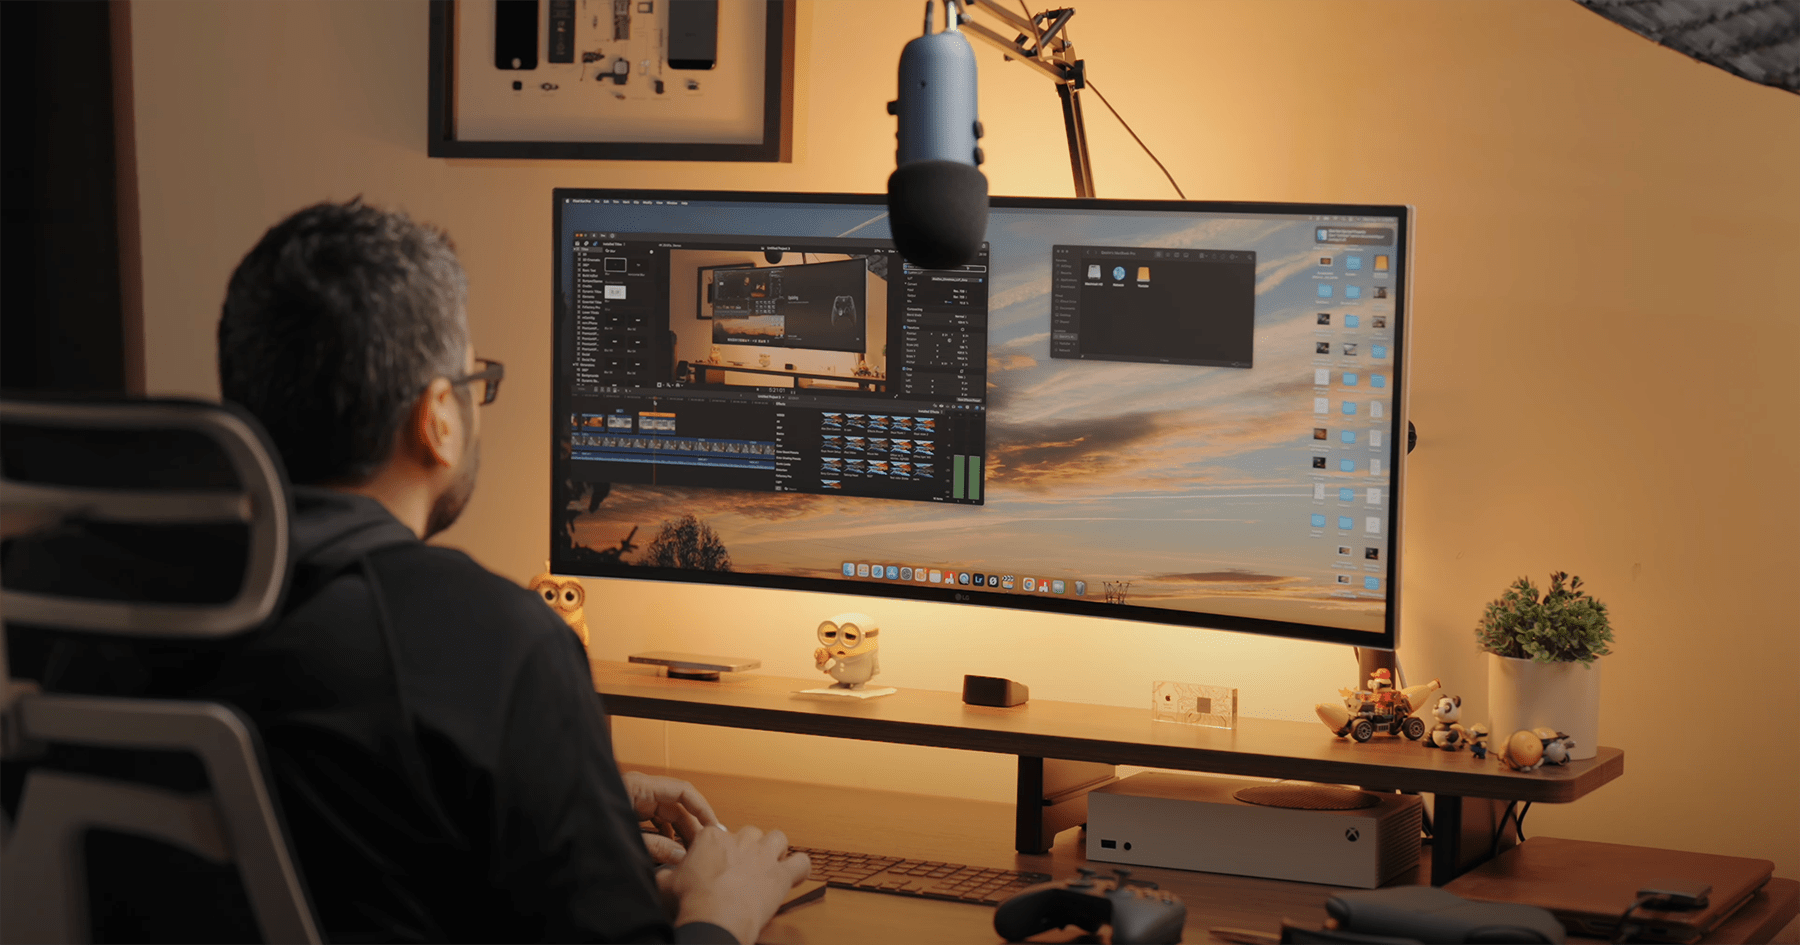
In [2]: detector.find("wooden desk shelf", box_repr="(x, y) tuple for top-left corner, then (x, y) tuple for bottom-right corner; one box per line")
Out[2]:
(591, 661), (1625, 884)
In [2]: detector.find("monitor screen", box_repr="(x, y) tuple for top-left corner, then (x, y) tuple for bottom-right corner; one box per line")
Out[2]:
(552, 190), (1412, 648)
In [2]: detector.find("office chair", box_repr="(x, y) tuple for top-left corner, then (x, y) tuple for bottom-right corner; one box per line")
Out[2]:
(0, 396), (320, 944)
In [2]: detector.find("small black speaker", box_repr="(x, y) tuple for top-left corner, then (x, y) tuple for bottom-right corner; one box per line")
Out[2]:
(962, 674), (1028, 707)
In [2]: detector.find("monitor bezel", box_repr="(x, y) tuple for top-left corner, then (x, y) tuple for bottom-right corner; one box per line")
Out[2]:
(550, 188), (1412, 651)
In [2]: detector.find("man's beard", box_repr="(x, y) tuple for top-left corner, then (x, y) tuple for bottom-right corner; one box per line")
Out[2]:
(423, 438), (479, 539)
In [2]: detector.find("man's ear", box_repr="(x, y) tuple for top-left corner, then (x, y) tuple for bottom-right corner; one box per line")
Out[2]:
(412, 377), (464, 469)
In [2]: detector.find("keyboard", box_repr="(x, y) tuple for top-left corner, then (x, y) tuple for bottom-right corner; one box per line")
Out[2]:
(790, 845), (1051, 906)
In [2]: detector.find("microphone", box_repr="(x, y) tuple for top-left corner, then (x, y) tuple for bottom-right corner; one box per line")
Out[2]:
(887, 0), (988, 271)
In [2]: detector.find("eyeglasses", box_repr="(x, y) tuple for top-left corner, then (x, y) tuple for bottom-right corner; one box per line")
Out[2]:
(447, 358), (504, 405)
(818, 619), (876, 649)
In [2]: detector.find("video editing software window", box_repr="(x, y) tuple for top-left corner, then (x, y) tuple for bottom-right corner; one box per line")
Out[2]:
(553, 193), (1410, 647)
(566, 226), (990, 504)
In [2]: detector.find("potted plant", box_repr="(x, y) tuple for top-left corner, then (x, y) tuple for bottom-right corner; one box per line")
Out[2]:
(1476, 571), (1612, 760)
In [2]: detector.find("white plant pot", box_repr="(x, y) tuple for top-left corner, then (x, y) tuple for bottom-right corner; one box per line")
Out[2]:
(1486, 654), (1601, 761)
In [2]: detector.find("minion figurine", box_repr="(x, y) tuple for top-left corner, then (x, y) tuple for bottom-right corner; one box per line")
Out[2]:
(814, 613), (880, 689)
(528, 563), (590, 649)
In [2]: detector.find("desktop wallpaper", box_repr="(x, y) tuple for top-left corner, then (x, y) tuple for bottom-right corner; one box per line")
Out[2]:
(557, 197), (1407, 639)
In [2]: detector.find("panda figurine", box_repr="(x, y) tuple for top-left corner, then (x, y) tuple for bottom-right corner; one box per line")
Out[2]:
(1423, 695), (1467, 751)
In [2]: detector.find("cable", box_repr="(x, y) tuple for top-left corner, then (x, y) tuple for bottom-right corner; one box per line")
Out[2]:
(1082, 79), (1186, 199)
(1514, 801), (1532, 842)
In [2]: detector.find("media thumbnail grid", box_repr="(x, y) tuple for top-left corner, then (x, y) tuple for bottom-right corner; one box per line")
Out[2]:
(818, 412), (936, 489)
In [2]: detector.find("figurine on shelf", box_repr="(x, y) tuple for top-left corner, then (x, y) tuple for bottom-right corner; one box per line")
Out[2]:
(1315, 672), (1441, 743)
(1536, 728), (1576, 766)
(814, 613), (881, 689)
(1467, 724), (1492, 760)
(1423, 695), (1467, 751)
(1498, 728), (1575, 771)
(528, 563), (590, 649)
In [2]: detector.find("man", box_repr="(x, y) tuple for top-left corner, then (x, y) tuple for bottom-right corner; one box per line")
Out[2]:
(205, 199), (808, 942)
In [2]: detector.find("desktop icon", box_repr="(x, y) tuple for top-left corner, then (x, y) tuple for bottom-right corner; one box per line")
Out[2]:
(1370, 401), (1385, 418)
(1337, 574), (1352, 585)
(1364, 576), (1380, 590)
(1375, 255), (1390, 271)
(959, 572), (971, 585)
(1315, 483), (1327, 500)
(842, 562), (856, 576)
(1366, 547), (1381, 560)
(900, 567), (913, 581)
(1113, 266), (1127, 281)
(1371, 374), (1387, 388)
(929, 570), (943, 583)
(1052, 580), (1066, 594)
(1315, 397), (1330, 414)
(1001, 575), (1016, 589)
(1342, 401), (1358, 415)
(886, 566), (899, 580)
(1023, 577), (1037, 592)
(973, 573), (986, 586)
(1371, 459), (1384, 475)
(1370, 430), (1384, 448)
(1317, 284), (1334, 299)
(1317, 228), (1330, 242)
(1343, 372), (1358, 386)
(1339, 459), (1356, 473)
(1318, 313), (1332, 326)
(1345, 315), (1360, 328)
(1311, 514), (1328, 528)
(1075, 581), (1086, 596)
(1367, 487), (1382, 504)
(915, 568), (929, 582)
(1339, 487), (1355, 502)
(1365, 517), (1382, 535)
(1342, 431), (1357, 444)
(1372, 345), (1388, 359)
(1319, 256), (1333, 266)
(1314, 428), (1329, 441)
(1342, 343), (1358, 356)
(856, 564), (870, 577)
(1087, 264), (1102, 279)
(1315, 368), (1330, 385)
(1137, 267), (1151, 282)
(1337, 546), (1352, 556)
(1313, 456), (1328, 469)
(1345, 286), (1361, 300)
(1338, 516), (1354, 531)
(1345, 255), (1363, 271)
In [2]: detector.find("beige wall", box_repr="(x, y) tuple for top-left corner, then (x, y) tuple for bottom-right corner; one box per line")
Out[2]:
(129, 0), (1800, 878)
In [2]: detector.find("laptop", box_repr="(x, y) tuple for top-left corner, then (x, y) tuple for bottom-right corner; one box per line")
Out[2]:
(1446, 837), (1774, 943)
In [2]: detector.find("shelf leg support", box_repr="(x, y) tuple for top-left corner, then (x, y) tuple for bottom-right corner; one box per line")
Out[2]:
(1015, 756), (1116, 854)
(1430, 794), (1515, 885)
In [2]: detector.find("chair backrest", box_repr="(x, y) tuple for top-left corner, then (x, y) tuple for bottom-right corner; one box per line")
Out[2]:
(0, 396), (320, 944)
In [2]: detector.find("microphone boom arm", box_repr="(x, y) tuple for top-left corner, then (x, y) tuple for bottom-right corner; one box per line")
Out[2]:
(954, 0), (1096, 197)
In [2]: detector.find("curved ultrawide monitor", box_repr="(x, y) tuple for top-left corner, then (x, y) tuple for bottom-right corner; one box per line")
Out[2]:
(551, 190), (1412, 648)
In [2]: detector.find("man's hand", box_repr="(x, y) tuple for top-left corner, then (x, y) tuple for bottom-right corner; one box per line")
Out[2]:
(657, 826), (811, 945)
(623, 772), (720, 864)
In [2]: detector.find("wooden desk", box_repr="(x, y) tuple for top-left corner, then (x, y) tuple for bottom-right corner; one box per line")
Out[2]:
(592, 662), (1625, 885)
(626, 766), (1798, 945)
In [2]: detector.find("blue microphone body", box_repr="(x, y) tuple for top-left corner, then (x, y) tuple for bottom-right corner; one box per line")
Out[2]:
(888, 21), (988, 270)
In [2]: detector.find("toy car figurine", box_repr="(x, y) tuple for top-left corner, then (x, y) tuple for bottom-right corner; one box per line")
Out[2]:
(1315, 670), (1442, 743)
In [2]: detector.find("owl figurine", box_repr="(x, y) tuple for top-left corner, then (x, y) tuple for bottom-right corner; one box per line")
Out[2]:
(814, 613), (880, 689)
(528, 565), (590, 649)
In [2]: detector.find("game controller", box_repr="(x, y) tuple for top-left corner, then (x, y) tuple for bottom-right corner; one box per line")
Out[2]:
(994, 867), (1187, 944)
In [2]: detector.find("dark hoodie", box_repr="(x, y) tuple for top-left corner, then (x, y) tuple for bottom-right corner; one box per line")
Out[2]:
(11, 488), (726, 943)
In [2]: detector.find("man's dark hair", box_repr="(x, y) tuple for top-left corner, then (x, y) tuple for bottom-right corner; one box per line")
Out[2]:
(219, 199), (468, 484)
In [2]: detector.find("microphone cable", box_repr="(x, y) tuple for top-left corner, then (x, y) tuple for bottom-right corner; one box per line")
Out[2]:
(1083, 78), (1186, 199)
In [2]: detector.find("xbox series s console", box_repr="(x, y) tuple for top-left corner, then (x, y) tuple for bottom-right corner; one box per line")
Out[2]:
(1086, 772), (1422, 888)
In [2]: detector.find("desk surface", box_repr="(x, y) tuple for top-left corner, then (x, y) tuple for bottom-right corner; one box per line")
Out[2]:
(594, 661), (1623, 803)
(630, 765), (1798, 945)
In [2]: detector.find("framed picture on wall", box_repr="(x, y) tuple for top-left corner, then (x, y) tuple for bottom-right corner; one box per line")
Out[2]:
(428, 0), (795, 161)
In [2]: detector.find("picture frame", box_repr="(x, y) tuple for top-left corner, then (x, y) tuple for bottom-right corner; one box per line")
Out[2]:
(428, 0), (795, 161)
